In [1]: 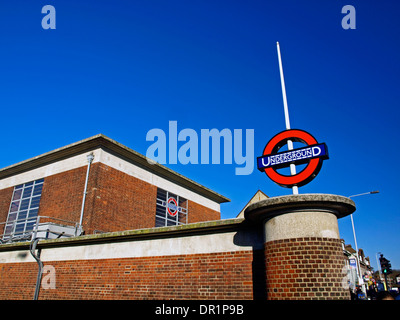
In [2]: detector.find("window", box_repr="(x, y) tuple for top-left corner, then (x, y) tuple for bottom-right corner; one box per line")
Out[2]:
(155, 188), (188, 227)
(3, 178), (44, 240)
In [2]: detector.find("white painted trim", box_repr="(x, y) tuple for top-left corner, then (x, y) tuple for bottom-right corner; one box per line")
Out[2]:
(0, 231), (251, 263)
(0, 149), (103, 190)
(0, 149), (220, 212)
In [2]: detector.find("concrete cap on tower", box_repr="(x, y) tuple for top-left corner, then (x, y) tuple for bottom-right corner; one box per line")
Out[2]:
(244, 193), (356, 223)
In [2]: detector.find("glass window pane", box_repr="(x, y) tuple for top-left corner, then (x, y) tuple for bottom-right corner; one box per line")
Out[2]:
(14, 223), (24, 234)
(157, 188), (167, 201)
(4, 224), (13, 235)
(10, 201), (20, 212)
(7, 212), (17, 222)
(25, 221), (36, 232)
(168, 192), (177, 200)
(22, 187), (33, 199)
(32, 184), (43, 197)
(28, 208), (39, 219)
(18, 210), (28, 221)
(4, 178), (44, 239)
(20, 199), (30, 211)
(166, 219), (176, 226)
(156, 206), (166, 214)
(155, 216), (165, 227)
(30, 196), (41, 208)
(12, 189), (22, 201)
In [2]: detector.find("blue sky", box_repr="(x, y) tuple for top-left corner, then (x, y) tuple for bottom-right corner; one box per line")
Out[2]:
(0, 1), (399, 271)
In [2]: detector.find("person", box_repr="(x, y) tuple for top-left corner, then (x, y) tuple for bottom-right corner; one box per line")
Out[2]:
(376, 291), (394, 300)
(349, 288), (356, 300)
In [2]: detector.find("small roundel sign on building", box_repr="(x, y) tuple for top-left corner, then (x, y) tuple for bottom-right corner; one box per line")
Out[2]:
(166, 197), (179, 216)
(257, 129), (329, 188)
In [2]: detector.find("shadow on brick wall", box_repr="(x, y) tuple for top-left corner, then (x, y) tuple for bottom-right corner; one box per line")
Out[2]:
(233, 222), (267, 300)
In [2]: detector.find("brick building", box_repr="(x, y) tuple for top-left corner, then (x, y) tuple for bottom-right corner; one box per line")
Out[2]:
(342, 242), (374, 293)
(0, 135), (356, 300)
(0, 134), (228, 240)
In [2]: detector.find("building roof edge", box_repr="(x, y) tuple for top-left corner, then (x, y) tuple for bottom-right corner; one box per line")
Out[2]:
(0, 134), (230, 204)
(0, 218), (244, 251)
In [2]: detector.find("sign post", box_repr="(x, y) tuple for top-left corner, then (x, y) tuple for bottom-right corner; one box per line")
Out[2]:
(247, 43), (356, 300)
(258, 43), (329, 190)
(276, 42), (298, 194)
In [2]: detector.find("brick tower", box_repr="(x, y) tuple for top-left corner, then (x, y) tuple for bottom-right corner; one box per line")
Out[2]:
(245, 194), (356, 300)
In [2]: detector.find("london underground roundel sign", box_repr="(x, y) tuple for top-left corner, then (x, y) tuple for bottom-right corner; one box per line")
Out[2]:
(257, 129), (329, 188)
(166, 197), (179, 216)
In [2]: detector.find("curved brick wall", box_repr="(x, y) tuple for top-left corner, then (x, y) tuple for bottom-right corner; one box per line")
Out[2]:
(265, 237), (350, 300)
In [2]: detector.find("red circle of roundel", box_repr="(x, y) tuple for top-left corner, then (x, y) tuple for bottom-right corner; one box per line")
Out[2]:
(262, 129), (323, 188)
(167, 197), (178, 216)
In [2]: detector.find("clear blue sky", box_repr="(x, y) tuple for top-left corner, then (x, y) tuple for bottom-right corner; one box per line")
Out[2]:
(0, 1), (399, 271)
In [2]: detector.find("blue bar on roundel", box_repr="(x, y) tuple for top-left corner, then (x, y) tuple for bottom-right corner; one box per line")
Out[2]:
(257, 143), (328, 171)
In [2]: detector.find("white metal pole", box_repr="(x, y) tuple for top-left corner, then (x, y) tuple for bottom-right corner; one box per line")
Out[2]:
(79, 153), (95, 229)
(350, 213), (362, 284)
(276, 42), (298, 195)
(347, 191), (379, 294)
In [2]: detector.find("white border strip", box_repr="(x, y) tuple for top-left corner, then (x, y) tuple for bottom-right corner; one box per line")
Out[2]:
(0, 149), (220, 212)
(0, 231), (251, 263)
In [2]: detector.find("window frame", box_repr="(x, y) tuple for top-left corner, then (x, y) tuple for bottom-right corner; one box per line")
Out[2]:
(155, 188), (188, 227)
(3, 178), (44, 240)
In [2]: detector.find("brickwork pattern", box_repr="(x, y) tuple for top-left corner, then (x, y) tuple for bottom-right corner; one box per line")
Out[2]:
(265, 237), (350, 300)
(188, 201), (220, 224)
(0, 162), (220, 235)
(0, 251), (255, 300)
(86, 163), (158, 233)
(38, 166), (87, 225)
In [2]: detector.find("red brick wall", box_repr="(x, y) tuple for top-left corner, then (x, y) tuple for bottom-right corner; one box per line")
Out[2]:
(0, 251), (256, 300)
(83, 163), (220, 233)
(1, 161), (220, 235)
(85, 163), (158, 233)
(36, 163), (157, 233)
(38, 166), (87, 225)
(188, 200), (220, 223)
(265, 237), (350, 300)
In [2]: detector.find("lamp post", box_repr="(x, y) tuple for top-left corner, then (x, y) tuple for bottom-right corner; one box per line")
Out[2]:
(375, 252), (384, 289)
(348, 191), (379, 295)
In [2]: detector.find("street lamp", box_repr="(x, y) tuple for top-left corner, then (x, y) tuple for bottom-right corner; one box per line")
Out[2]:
(375, 252), (384, 289)
(349, 191), (379, 198)
(348, 190), (379, 294)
